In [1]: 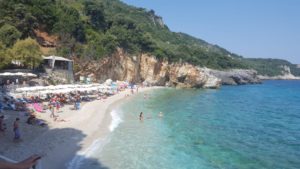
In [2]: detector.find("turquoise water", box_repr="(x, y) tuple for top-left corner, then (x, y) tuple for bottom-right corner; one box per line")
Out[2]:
(80, 80), (300, 169)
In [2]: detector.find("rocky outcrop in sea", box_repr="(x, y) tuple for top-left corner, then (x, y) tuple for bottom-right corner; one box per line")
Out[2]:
(207, 69), (262, 85)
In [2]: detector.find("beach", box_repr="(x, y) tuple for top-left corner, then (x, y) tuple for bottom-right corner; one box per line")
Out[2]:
(0, 87), (156, 169)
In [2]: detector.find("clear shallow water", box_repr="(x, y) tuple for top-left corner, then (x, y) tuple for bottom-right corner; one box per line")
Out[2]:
(79, 80), (300, 169)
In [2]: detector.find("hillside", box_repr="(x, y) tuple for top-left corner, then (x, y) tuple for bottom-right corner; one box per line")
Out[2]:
(0, 0), (299, 77)
(245, 58), (300, 77)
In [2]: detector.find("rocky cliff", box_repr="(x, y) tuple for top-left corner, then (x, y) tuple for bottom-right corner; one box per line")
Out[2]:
(74, 49), (261, 88)
(258, 65), (300, 80)
(75, 49), (221, 88)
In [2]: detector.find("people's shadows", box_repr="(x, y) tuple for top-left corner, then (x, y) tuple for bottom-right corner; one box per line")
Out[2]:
(35, 128), (110, 169)
(0, 125), (109, 169)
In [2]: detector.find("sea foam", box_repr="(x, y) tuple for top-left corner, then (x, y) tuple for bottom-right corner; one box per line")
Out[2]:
(68, 110), (123, 169)
(109, 110), (123, 132)
(67, 137), (111, 169)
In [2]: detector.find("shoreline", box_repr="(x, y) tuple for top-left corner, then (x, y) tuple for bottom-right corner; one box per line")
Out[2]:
(42, 87), (157, 169)
(0, 86), (158, 169)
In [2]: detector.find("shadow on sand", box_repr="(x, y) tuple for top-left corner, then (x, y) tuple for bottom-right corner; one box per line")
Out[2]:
(0, 118), (110, 169)
(37, 127), (110, 169)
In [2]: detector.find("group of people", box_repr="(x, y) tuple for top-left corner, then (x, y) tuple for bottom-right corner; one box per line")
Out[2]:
(0, 115), (21, 141)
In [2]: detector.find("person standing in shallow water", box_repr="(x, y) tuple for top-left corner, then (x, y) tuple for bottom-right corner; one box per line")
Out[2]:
(158, 112), (163, 118)
(139, 112), (144, 121)
(13, 118), (21, 141)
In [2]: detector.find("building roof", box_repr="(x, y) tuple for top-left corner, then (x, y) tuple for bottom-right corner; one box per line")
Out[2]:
(43, 55), (72, 62)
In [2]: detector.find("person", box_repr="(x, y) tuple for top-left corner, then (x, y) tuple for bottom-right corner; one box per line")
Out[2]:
(131, 88), (134, 95)
(0, 115), (6, 133)
(26, 115), (36, 125)
(158, 112), (163, 118)
(13, 118), (21, 141)
(49, 105), (55, 118)
(56, 102), (60, 112)
(139, 112), (144, 121)
(0, 154), (41, 169)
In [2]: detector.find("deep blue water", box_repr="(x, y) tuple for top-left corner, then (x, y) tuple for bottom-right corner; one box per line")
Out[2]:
(80, 80), (300, 169)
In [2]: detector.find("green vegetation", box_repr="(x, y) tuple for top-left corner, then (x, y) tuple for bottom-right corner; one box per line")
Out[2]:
(10, 38), (42, 69)
(0, 24), (21, 47)
(245, 58), (300, 76)
(0, 38), (42, 69)
(0, 0), (299, 76)
(0, 42), (10, 69)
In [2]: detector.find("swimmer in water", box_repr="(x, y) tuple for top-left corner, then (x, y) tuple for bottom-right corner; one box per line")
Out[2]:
(158, 112), (163, 118)
(139, 112), (144, 121)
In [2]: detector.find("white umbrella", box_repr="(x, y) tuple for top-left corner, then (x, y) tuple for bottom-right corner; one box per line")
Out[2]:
(26, 73), (37, 77)
(0, 72), (13, 76)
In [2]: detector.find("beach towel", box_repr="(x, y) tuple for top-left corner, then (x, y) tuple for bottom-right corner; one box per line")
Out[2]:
(33, 103), (43, 112)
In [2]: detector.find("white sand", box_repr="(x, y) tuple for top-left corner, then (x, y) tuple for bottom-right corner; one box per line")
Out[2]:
(0, 87), (156, 169)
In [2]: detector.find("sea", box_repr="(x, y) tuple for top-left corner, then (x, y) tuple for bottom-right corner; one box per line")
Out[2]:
(71, 80), (300, 169)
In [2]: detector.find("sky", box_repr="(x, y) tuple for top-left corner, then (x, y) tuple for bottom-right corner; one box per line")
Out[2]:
(121, 0), (300, 64)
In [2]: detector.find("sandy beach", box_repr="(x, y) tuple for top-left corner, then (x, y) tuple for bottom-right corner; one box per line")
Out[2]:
(0, 87), (156, 169)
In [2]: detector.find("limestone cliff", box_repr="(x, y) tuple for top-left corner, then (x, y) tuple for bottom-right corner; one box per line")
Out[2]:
(258, 65), (300, 80)
(74, 49), (221, 88)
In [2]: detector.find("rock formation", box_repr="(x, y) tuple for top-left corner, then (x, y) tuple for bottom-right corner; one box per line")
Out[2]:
(257, 65), (300, 80)
(207, 69), (262, 85)
(75, 49), (221, 88)
(75, 49), (262, 88)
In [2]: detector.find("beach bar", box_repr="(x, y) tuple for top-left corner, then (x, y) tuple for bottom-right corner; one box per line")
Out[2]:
(42, 56), (74, 83)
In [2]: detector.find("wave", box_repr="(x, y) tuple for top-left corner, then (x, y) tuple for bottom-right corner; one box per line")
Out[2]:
(109, 109), (123, 132)
(67, 110), (123, 169)
(67, 139), (100, 169)
(67, 137), (111, 169)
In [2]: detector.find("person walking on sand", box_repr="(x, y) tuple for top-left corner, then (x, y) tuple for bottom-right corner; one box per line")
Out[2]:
(0, 115), (6, 135)
(13, 118), (21, 141)
(49, 104), (56, 118)
(139, 112), (144, 121)
(56, 101), (60, 113)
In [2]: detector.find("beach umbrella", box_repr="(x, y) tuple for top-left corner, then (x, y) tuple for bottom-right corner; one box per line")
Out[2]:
(47, 85), (57, 90)
(15, 72), (24, 76)
(0, 72), (13, 76)
(26, 73), (37, 77)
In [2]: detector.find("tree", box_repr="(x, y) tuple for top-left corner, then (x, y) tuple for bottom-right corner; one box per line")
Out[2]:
(0, 42), (11, 69)
(11, 38), (42, 69)
(53, 4), (85, 42)
(84, 1), (106, 30)
(0, 24), (21, 47)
